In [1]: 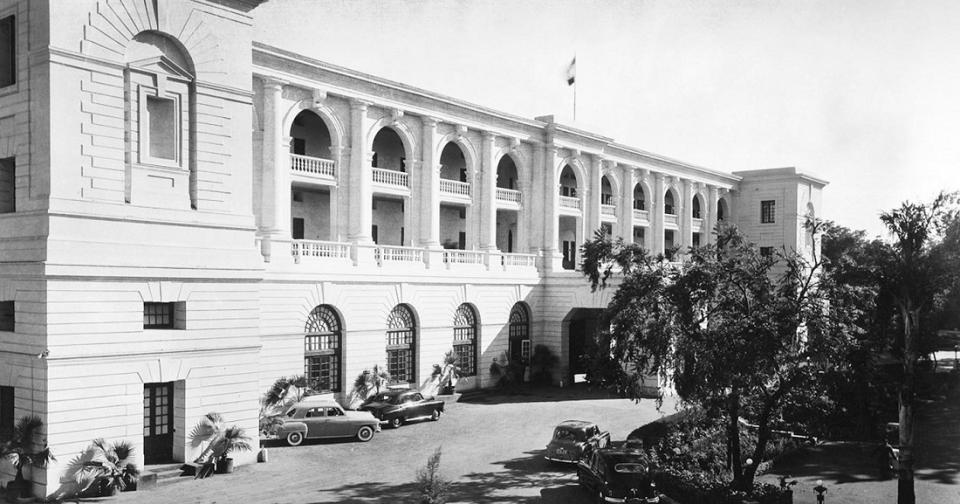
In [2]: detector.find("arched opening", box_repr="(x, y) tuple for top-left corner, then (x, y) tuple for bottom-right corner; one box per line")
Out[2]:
(600, 176), (614, 206)
(633, 183), (646, 211)
(371, 127), (409, 246)
(717, 197), (729, 222)
(386, 304), (417, 385)
(692, 195), (703, 219)
(664, 189), (677, 215)
(508, 302), (531, 364)
(439, 142), (468, 250)
(559, 165), (578, 198)
(496, 155), (521, 252)
(124, 31), (196, 209)
(290, 110), (332, 159)
(289, 112), (337, 242)
(371, 128), (406, 172)
(453, 304), (478, 377)
(559, 164), (582, 270)
(304, 305), (343, 392)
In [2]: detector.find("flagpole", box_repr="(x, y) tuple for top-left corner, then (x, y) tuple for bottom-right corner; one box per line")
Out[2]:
(573, 78), (577, 121)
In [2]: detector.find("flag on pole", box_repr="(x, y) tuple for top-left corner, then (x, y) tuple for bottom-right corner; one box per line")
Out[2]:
(566, 56), (576, 86)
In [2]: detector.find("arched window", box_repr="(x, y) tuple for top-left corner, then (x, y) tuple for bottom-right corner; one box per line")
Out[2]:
(304, 305), (342, 392)
(664, 190), (676, 215)
(453, 304), (478, 376)
(633, 184), (645, 211)
(600, 176), (614, 205)
(717, 198), (728, 222)
(508, 303), (531, 364)
(386, 304), (417, 384)
(692, 196), (702, 219)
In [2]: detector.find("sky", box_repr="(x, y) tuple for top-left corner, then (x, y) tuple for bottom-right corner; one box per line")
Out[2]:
(254, 0), (960, 238)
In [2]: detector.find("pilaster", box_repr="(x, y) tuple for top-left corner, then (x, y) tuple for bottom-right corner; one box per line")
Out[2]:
(707, 184), (719, 244)
(479, 131), (498, 250)
(681, 178), (693, 250)
(543, 143), (563, 271)
(420, 117), (441, 248)
(653, 172), (665, 255)
(587, 155), (603, 236)
(620, 165), (634, 242)
(348, 99), (373, 244)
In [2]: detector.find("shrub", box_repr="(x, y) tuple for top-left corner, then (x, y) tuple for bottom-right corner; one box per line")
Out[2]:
(415, 447), (450, 504)
(528, 344), (558, 384)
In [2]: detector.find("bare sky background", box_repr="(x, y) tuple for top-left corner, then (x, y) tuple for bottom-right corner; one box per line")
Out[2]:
(254, 0), (959, 238)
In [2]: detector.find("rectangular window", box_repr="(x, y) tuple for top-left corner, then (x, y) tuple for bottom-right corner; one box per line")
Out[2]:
(761, 200), (775, 224)
(292, 218), (304, 239)
(143, 302), (184, 329)
(0, 301), (13, 332)
(0, 15), (14, 88)
(760, 246), (774, 257)
(146, 96), (177, 160)
(0, 386), (13, 441)
(0, 157), (13, 213)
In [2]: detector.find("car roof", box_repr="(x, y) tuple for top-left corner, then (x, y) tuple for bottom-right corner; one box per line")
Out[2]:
(555, 420), (597, 431)
(377, 389), (418, 397)
(291, 399), (341, 409)
(597, 447), (647, 464)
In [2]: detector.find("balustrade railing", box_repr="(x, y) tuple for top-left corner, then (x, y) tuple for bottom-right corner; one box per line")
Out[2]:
(501, 253), (537, 268)
(633, 209), (650, 221)
(291, 240), (350, 259)
(442, 250), (485, 265)
(372, 167), (409, 188)
(439, 179), (471, 197)
(375, 245), (423, 265)
(559, 196), (581, 210)
(692, 217), (704, 229)
(601, 204), (616, 216)
(496, 188), (522, 204)
(664, 214), (679, 226)
(290, 154), (335, 178)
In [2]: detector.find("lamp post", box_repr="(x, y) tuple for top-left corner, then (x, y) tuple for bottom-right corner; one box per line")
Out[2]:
(814, 479), (828, 503)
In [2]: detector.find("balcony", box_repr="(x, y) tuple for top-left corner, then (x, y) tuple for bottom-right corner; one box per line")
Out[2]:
(443, 249), (485, 265)
(664, 213), (679, 228)
(290, 154), (336, 183)
(633, 209), (650, 224)
(496, 188), (522, 206)
(372, 168), (409, 189)
(375, 245), (423, 266)
(501, 252), (537, 268)
(291, 240), (351, 262)
(601, 204), (616, 217)
(439, 179), (472, 200)
(692, 217), (704, 232)
(559, 196), (581, 210)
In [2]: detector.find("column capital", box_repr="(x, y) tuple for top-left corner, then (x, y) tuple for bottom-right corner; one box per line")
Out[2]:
(422, 116), (439, 128)
(480, 130), (496, 143)
(639, 168), (650, 179)
(262, 78), (287, 92)
(349, 98), (371, 111)
(654, 172), (665, 182)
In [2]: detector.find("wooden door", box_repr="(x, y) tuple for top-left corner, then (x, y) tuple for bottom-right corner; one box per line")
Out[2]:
(143, 382), (174, 464)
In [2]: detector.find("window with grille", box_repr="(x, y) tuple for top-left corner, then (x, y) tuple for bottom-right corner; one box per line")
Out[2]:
(452, 304), (477, 376)
(664, 191), (675, 215)
(693, 198), (702, 218)
(0, 386), (13, 441)
(0, 15), (14, 88)
(386, 305), (416, 383)
(0, 157), (14, 214)
(509, 303), (530, 364)
(143, 302), (184, 329)
(304, 305), (342, 392)
(761, 200), (775, 223)
(760, 246), (774, 257)
(0, 301), (12, 332)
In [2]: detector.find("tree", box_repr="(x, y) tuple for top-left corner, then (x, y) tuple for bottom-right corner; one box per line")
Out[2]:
(878, 192), (959, 504)
(581, 223), (833, 492)
(351, 364), (391, 403)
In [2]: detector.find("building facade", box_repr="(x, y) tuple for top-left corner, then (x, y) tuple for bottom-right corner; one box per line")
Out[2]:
(0, 0), (825, 495)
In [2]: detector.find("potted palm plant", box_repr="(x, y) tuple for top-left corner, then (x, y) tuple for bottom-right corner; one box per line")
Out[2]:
(64, 439), (140, 496)
(1, 415), (54, 502)
(351, 364), (391, 406)
(212, 426), (252, 474)
(189, 413), (252, 477)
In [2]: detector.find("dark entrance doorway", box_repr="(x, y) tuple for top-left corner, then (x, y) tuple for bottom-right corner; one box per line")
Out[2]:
(565, 309), (602, 379)
(143, 382), (174, 464)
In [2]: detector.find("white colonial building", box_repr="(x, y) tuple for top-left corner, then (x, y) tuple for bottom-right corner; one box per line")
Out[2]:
(0, 0), (826, 495)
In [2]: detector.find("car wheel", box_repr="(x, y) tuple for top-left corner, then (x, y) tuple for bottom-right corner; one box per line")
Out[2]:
(286, 431), (304, 446)
(430, 409), (441, 421)
(390, 417), (404, 429)
(357, 425), (375, 442)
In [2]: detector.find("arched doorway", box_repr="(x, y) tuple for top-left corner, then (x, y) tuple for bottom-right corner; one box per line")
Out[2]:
(508, 302), (531, 364)
(386, 304), (417, 384)
(452, 304), (478, 377)
(304, 305), (342, 392)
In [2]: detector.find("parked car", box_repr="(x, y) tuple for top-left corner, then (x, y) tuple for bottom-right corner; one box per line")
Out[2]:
(358, 389), (445, 428)
(577, 445), (658, 503)
(277, 399), (380, 445)
(545, 420), (611, 464)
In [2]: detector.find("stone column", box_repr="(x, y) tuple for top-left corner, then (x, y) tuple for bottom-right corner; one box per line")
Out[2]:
(261, 79), (292, 263)
(420, 117), (440, 248)
(479, 131), (498, 251)
(653, 172), (665, 255)
(328, 145), (347, 241)
(587, 155), (602, 237)
(543, 144), (563, 271)
(529, 142), (545, 255)
(620, 165), (634, 242)
(348, 99), (373, 244)
(681, 178), (693, 250)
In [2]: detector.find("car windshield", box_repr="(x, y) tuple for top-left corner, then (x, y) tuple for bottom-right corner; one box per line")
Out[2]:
(366, 394), (401, 405)
(554, 428), (586, 442)
(614, 463), (646, 474)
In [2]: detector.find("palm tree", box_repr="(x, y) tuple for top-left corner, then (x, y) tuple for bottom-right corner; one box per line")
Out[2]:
(64, 439), (140, 496)
(1, 415), (55, 499)
(260, 375), (310, 437)
(352, 364), (391, 403)
(189, 412), (225, 465)
(188, 413), (251, 477)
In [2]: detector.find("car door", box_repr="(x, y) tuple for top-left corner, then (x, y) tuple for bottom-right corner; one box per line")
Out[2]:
(304, 407), (328, 438)
(577, 450), (602, 492)
(324, 406), (352, 437)
(407, 393), (426, 417)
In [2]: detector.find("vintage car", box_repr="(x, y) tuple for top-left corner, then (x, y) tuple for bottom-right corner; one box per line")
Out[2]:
(277, 399), (380, 445)
(577, 446), (660, 503)
(545, 420), (611, 463)
(358, 389), (445, 428)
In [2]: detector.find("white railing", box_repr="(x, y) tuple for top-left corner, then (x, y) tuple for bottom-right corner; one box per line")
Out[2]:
(442, 250), (485, 265)
(372, 167), (409, 188)
(633, 209), (650, 221)
(290, 154), (335, 178)
(664, 214), (679, 226)
(501, 253), (537, 268)
(601, 204), (616, 216)
(291, 240), (350, 260)
(374, 245), (423, 265)
(496, 188), (522, 204)
(559, 196), (581, 210)
(692, 217), (704, 229)
(439, 179), (471, 197)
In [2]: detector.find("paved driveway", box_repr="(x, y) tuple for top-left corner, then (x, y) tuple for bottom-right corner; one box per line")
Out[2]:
(115, 386), (676, 504)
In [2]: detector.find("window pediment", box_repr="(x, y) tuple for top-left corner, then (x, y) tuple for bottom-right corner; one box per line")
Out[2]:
(128, 55), (194, 80)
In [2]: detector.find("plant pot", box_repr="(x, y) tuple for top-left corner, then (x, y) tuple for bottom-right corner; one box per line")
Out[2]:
(257, 448), (269, 463)
(441, 385), (456, 395)
(4, 480), (28, 502)
(216, 458), (234, 474)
